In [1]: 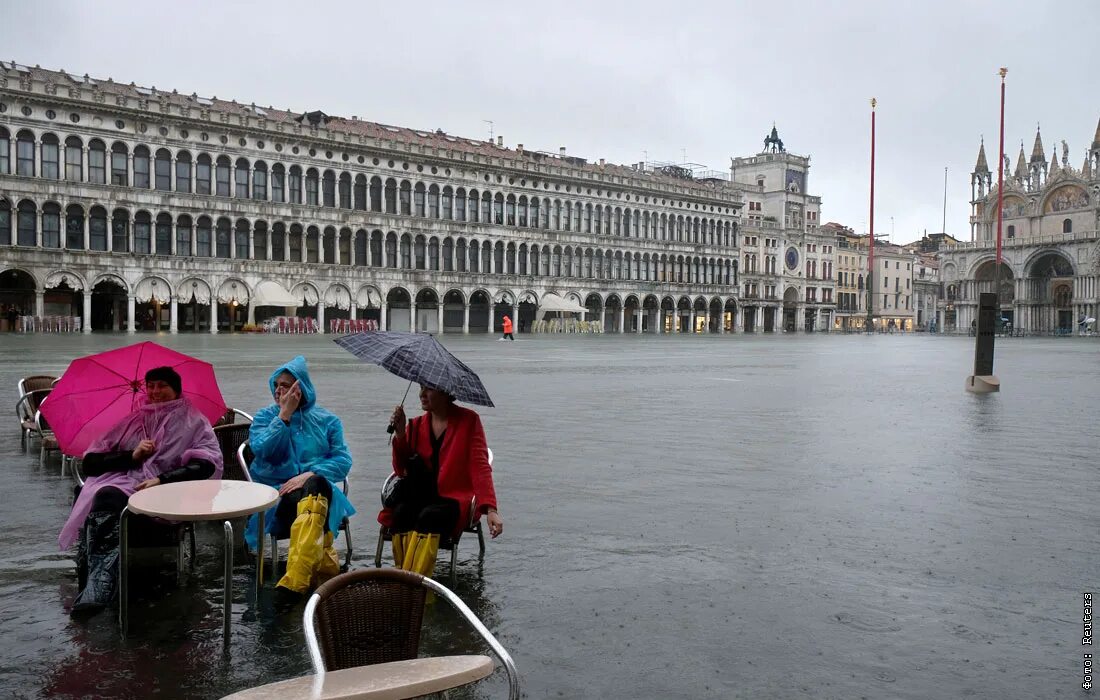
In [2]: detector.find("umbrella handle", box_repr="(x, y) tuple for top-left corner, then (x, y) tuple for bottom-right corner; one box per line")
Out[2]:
(387, 380), (415, 438)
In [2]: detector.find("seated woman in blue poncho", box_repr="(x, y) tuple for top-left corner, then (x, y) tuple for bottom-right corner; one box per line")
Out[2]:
(248, 356), (354, 596)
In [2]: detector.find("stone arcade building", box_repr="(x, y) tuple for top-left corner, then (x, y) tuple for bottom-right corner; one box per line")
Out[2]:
(940, 123), (1100, 333)
(0, 62), (751, 335)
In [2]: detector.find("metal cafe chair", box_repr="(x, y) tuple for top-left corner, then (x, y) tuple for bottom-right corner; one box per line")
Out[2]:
(236, 441), (354, 572)
(303, 568), (520, 699)
(373, 448), (492, 585)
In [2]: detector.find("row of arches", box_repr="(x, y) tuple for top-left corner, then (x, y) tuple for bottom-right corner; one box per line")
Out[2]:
(0, 265), (751, 334)
(0, 199), (739, 286)
(0, 127), (737, 246)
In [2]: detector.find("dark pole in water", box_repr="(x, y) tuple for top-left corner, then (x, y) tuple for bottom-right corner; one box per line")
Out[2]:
(866, 98), (876, 333)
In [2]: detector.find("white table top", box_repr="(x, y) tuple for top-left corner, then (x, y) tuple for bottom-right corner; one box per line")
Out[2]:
(220, 655), (494, 700)
(127, 480), (279, 521)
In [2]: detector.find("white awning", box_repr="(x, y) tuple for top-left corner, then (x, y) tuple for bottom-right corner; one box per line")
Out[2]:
(538, 293), (586, 313)
(324, 285), (352, 310)
(251, 281), (299, 307)
(134, 277), (172, 304)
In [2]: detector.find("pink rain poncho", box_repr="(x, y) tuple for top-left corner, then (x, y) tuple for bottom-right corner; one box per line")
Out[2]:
(58, 397), (223, 550)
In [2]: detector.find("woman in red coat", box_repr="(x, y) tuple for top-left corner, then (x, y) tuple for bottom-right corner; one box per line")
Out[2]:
(381, 384), (503, 577)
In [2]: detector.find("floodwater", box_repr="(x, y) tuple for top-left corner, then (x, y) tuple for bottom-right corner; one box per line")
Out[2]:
(0, 332), (1096, 699)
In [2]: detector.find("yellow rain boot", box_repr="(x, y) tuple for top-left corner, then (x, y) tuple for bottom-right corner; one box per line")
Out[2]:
(311, 531), (340, 588)
(406, 532), (441, 578)
(277, 494), (329, 595)
(391, 531), (410, 568)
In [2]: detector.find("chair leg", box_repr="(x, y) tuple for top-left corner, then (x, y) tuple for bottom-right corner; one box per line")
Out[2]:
(188, 525), (197, 571)
(342, 521), (353, 571)
(374, 527), (385, 567)
(450, 545), (458, 586)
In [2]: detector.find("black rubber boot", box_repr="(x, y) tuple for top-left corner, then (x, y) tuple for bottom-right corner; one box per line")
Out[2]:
(71, 510), (120, 615)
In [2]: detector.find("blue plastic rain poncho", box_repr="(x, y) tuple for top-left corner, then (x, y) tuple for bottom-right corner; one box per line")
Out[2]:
(245, 356), (355, 550)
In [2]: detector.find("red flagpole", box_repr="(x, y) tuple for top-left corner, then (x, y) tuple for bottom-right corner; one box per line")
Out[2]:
(995, 69), (1007, 304)
(866, 98), (876, 331)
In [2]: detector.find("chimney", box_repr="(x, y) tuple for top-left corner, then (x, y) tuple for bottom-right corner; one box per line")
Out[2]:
(599, 158), (605, 166)
(517, 143), (523, 152)
(497, 136), (503, 147)
(559, 147), (566, 156)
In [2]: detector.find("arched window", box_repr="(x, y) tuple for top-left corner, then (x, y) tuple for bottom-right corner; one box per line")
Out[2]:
(400, 181), (411, 215)
(384, 179), (397, 214)
(442, 238), (453, 271)
(289, 165), (302, 203)
(177, 214), (193, 256)
(89, 206), (108, 251)
(196, 154), (212, 194)
(111, 208), (129, 252)
(354, 229), (367, 265)
(322, 226), (336, 264)
(456, 238), (467, 272)
(253, 161), (268, 200)
(1063, 218), (1072, 233)
(134, 211), (152, 254)
(216, 217), (232, 258)
(370, 177), (382, 212)
(481, 192), (491, 223)
(455, 188), (466, 222)
(289, 224), (304, 261)
(155, 212), (172, 255)
(506, 194), (516, 226)
(271, 222), (285, 261)
(400, 234), (412, 269)
(322, 170), (335, 207)
(254, 221), (268, 260)
(441, 187), (453, 221)
(338, 173), (351, 208)
(494, 193), (505, 225)
(468, 240), (479, 272)
(468, 189), (479, 223)
(111, 142), (128, 185)
(1006, 224), (1015, 239)
(133, 146), (151, 188)
(0, 127), (9, 174)
(305, 169), (319, 205)
(530, 198), (539, 228)
(153, 148), (171, 191)
(353, 175), (367, 210)
(306, 225), (320, 262)
(413, 183), (426, 217)
(235, 158), (250, 198)
(39, 134), (60, 179)
(88, 139), (106, 184)
(66, 204), (84, 249)
(17, 200), (36, 246)
(385, 232), (397, 268)
(428, 237), (439, 270)
(428, 185), (440, 219)
(215, 156), (231, 196)
(16, 130), (35, 176)
(41, 202), (61, 248)
(370, 230), (383, 267)
(176, 151), (192, 193)
(414, 235), (426, 269)
(271, 164), (285, 203)
(65, 136), (83, 181)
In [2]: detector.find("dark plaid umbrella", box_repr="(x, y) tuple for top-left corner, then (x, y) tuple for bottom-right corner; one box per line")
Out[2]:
(334, 331), (494, 407)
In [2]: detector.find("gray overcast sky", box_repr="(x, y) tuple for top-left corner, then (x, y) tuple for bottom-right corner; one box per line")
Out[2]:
(4, 0), (1098, 242)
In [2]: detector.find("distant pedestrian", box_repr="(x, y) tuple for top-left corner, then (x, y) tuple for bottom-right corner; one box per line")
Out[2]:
(501, 314), (514, 341)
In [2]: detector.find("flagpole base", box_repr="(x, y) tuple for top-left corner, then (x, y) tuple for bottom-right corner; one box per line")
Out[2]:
(965, 375), (1000, 394)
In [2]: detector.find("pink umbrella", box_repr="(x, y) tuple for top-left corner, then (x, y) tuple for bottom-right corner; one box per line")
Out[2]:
(41, 341), (227, 457)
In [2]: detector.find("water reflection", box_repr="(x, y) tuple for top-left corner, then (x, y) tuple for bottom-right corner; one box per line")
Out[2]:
(2, 333), (1097, 699)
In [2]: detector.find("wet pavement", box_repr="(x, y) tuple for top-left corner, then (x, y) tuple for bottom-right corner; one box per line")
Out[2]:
(0, 332), (1096, 699)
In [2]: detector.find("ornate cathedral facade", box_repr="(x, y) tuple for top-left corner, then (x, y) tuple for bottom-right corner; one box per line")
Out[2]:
(939, 121), (1100, 333)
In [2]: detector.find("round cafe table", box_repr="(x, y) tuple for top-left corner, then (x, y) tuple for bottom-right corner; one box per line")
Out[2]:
(220, 655), (494, 700)
(120, 480), (279, 647)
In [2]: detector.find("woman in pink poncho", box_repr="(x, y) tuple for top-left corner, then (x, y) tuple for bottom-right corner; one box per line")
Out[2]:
(59, 366), (223, 615)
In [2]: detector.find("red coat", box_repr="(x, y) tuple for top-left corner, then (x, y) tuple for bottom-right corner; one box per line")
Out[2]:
(502, 316), (513, 333)
(378, 405), (497, 538)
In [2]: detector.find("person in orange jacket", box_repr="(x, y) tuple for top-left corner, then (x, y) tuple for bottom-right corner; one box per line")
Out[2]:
(501, 315), (514, 340)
